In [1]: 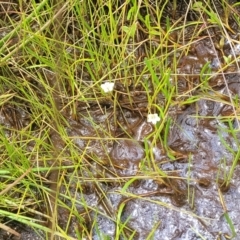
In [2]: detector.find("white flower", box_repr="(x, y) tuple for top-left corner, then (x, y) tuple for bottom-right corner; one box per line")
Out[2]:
(147, 113), (160, 125)
(101, 82), (115, 93)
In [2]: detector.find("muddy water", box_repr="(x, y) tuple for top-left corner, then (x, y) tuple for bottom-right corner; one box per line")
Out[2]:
(56, 91), (240, 239)
(0, 45), (239, 240)
(58, 37), (240, 239)
(2, 66), (240, 240)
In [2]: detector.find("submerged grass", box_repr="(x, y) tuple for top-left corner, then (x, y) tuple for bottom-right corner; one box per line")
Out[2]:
(0, 0), (240, 239)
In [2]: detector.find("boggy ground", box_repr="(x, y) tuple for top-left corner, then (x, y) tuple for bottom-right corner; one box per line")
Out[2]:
(1, 0), (240, 239)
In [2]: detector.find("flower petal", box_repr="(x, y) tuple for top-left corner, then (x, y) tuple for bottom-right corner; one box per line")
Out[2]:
(147, 113), (160, 125)
(101, 82), (115, 93)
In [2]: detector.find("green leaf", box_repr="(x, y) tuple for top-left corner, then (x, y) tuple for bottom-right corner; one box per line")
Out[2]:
(122, 24), (137, 37)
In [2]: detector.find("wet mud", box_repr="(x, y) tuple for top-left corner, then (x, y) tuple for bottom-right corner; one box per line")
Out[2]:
(1, 1), (240, 240)
(2, 73), (240, 239)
